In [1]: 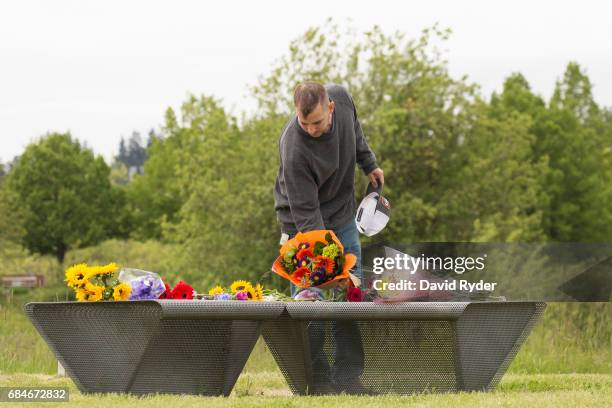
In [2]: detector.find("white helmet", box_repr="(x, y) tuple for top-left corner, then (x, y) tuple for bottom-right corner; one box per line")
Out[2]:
(356, 183), (390, 236)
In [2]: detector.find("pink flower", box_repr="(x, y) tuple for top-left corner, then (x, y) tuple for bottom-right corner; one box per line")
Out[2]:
(236, 291), (248, 301)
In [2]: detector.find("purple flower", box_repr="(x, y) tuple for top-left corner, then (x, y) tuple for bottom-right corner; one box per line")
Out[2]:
(129, 275), (165, 300)
(235, 291), (248, 301)
(214, 293), (232, 300)
(310, 268), (326, 285)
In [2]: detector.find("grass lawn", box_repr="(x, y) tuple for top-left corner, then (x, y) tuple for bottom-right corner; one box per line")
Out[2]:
(0, 372), (610, 407)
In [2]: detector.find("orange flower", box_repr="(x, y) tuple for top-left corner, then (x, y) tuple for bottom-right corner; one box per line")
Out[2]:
(296, 248), (314, 267)
(315, 256), (335, 275)
(292, 267), (311, 286)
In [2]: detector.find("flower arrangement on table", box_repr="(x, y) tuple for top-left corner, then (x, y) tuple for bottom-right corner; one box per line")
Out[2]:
(271, 230), (364, 301)
(65, 263), (131, 301)
(207, 280), (264, 301)
(65, 263), (199, 301)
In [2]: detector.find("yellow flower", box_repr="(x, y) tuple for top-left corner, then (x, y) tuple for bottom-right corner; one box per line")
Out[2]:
(85, 266), (101, 278)
(75, 288), (91, 302)
(86, 283), (104, 302)
(100, 262), (119, 274)
(230, 280), (254, 294)
(253, 283), (264, 301)
(112, 283), (131, 301)
(88, 262), (119, 277)
(65, 264), (89, 288)
(73, 282), (104, 302)
(244, 286), (258, 301)
(208, 286), (226, 296)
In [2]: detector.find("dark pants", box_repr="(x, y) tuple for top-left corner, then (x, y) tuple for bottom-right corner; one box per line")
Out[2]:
(282, 221), (365, 388)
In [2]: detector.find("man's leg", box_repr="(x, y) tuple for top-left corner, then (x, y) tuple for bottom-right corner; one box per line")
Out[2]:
(335, 220), (363, 286)
(281, 228), (332, 393)
(331, 221), (365, 389)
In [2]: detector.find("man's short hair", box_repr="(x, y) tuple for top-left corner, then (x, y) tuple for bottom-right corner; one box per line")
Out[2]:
(293, 82), (328, 117)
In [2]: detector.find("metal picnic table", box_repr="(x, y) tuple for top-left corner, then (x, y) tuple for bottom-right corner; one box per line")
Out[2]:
(25, 300), (545, 396)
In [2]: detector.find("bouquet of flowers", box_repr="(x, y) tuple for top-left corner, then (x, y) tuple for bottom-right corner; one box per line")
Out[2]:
(208, 280), (264, 301)
(65, 263), (131, 302)
(272, 230), (357, 290)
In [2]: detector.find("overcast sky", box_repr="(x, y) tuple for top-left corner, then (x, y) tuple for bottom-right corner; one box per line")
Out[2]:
(1, 0), (611, 164)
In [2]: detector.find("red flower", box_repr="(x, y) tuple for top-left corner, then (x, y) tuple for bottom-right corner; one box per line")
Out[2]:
(171, 280), (194, 300)
(292, 267), (311, 285)
(315, 256), (335, 275)
(296, 248), (314, 266)
(347, 287), (364, 302)
(158, 280), (172, 299)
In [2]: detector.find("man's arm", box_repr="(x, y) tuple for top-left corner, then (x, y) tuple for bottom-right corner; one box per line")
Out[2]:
(282, 154), (325, 232)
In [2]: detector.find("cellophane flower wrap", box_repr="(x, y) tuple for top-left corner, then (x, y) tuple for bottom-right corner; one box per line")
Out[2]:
(118, 268), (166, 300)
(272, 230), (356, 289)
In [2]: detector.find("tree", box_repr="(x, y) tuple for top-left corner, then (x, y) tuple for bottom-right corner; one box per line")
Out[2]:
(125, 109), (185, 240)
(550, 62), (600, 124)
(6, 132), (124, 263)
(117, 137), (128, 167)
(489, 73), (546, 120)
(0, 172), (24, 254)
(115, 131), (148, 179)
(486, 66), (612, 242)
(127, 131), (147, 173)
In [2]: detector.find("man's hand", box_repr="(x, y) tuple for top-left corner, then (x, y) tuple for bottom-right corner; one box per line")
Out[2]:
(367, 168), (384, 188)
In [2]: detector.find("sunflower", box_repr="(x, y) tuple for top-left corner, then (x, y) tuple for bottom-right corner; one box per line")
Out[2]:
(75, 288), (92, 302)
(65, 263), (90, 288)
(208, 285), (226, 296)
(315, 256), (335, 275)
(230, 280), (254, 294)
(112, 283), (132, 301)
(88, 262), (119, 277)
(244, 285), (258, 300)
(253, 283), (264, 301)
(84, 282), (104, 302)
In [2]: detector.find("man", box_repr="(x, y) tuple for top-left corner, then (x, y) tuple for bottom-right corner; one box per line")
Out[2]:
(274, 82), (384, 278)
(273, 81), (384, 394)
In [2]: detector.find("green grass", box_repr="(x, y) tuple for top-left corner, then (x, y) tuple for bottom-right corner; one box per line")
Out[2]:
(0, 373), (610, 407)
